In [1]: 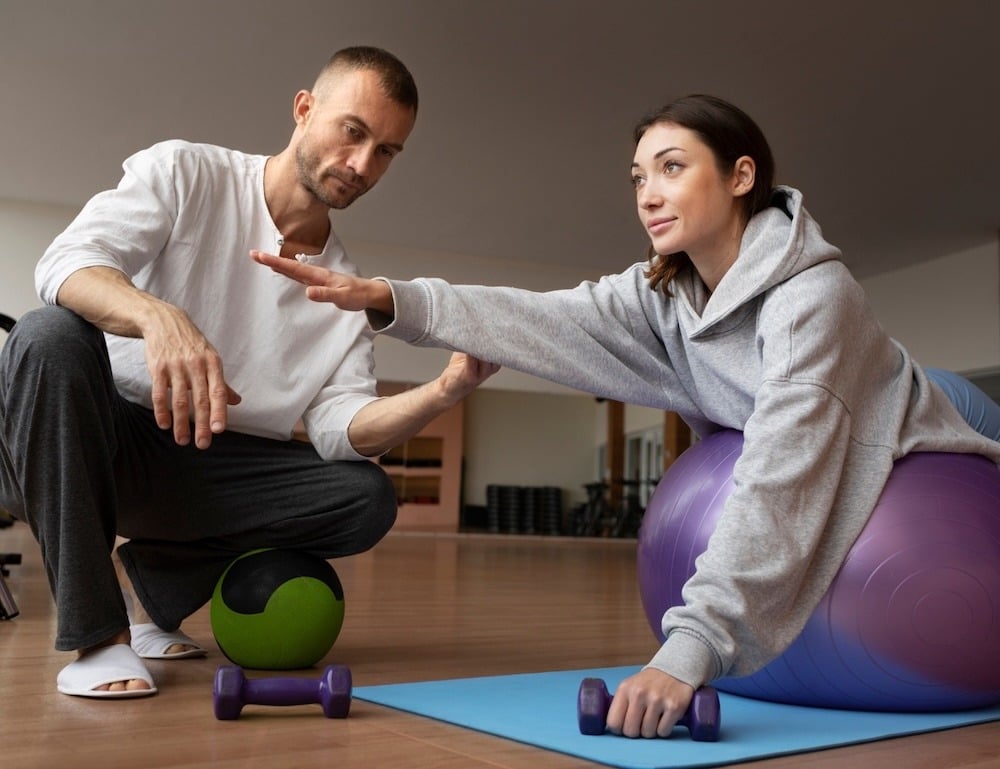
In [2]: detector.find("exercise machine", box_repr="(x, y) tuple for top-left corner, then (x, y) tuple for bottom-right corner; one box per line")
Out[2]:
(0, 312), (20, 619)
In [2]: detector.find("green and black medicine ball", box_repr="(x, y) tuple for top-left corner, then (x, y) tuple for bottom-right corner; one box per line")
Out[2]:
(210, 549), (345, 670)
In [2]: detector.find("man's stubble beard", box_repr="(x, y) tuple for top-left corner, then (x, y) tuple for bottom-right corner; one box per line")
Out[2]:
(295, 143), (366, 210)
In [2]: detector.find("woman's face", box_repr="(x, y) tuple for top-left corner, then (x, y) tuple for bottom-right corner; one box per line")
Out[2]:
(631, 122), (747, 262)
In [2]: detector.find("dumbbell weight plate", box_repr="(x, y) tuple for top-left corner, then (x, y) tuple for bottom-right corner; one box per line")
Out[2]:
(214, 666), (246, 720)
(578, 677), (610, 735)
(320, 664), (352, 718)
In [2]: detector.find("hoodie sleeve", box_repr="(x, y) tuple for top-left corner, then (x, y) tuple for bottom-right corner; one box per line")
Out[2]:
(373, 266), (685, 409)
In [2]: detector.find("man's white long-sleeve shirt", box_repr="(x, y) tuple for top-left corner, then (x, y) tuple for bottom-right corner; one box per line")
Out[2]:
(36, 140), (379, 460)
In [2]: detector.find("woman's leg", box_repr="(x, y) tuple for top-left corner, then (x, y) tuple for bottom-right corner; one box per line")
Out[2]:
(925, 367), (1000, 442)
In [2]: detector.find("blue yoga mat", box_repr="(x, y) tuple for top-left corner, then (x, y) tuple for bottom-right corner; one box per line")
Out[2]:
(355, 666), (1000, 769)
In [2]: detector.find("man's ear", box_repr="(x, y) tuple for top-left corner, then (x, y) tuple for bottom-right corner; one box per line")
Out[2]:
(292, 90), (314, 127)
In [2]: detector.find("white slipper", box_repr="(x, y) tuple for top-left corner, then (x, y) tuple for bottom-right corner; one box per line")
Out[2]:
(57, 643), (158, 698)
(130, 623), (207, 659)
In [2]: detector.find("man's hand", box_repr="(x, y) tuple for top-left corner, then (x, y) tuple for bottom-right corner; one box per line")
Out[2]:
(250, 250), (394, 316)
(605, 667), (695, 739)
(57, 266), (241, 450)
(140, 303), (242, 448)
(438, 352), (501, 405)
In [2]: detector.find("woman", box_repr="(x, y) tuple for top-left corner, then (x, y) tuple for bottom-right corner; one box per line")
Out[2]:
(252, 94), (1000, 737)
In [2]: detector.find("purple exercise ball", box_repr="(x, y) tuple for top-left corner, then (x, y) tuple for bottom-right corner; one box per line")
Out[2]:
(637, 429), (1000, 711)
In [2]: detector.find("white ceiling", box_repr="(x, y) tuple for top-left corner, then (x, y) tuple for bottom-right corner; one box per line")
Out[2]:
(2, 0), (998, 280)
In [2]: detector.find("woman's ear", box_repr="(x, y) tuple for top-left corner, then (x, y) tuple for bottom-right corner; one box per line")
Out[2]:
(732, 155), (756, 196)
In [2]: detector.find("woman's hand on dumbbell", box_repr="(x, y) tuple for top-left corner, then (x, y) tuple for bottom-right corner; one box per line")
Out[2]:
(606, 668), (701, 739)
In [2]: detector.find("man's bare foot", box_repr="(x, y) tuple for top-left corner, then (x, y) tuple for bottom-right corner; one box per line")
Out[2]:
(80, 631), (153, 693)
(113, 547), (198, 656)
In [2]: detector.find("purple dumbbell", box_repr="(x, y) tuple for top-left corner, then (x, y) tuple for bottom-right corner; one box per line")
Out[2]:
(213, 664), (352, 720)
(577, 677), (721, 741)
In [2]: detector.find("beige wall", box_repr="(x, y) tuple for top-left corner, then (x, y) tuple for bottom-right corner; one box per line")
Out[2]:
(463, 389), (599, 509)
(858, 241), (999, 374)
(0, 198), (75, 320)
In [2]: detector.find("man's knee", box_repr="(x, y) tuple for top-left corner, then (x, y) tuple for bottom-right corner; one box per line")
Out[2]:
(1, 305), (118, 464)
(5, 306), (102, 359)
(354, 461), (398, 545)
(291, 459), (398, 555)
(2, 306), (112, 396)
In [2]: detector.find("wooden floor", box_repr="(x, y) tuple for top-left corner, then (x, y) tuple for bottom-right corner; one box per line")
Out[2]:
(1, 520), (997, 769)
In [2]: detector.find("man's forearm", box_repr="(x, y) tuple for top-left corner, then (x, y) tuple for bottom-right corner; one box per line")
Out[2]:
(56, 265), (169, 338)
(346, 378), (461, 458)
(347, 353), (498, 457)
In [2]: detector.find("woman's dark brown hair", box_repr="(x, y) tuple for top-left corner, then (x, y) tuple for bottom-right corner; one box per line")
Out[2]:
(634, 94), (775, 294)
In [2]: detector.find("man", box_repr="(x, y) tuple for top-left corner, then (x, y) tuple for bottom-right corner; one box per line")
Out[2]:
(0, 46), (496, 698)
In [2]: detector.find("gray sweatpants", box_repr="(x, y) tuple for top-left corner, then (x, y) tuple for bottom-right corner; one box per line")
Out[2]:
(0, 306), (396, 651)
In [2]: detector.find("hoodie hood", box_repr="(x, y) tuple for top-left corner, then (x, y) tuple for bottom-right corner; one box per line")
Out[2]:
(677, 186), (843, 337)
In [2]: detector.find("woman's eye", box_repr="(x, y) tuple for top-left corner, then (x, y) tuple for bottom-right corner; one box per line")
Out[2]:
(664, 161), (681, 174)
(631, 175), (644, 188)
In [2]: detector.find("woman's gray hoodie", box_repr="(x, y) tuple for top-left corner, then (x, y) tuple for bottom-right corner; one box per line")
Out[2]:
(372, 187), (1000, 688)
